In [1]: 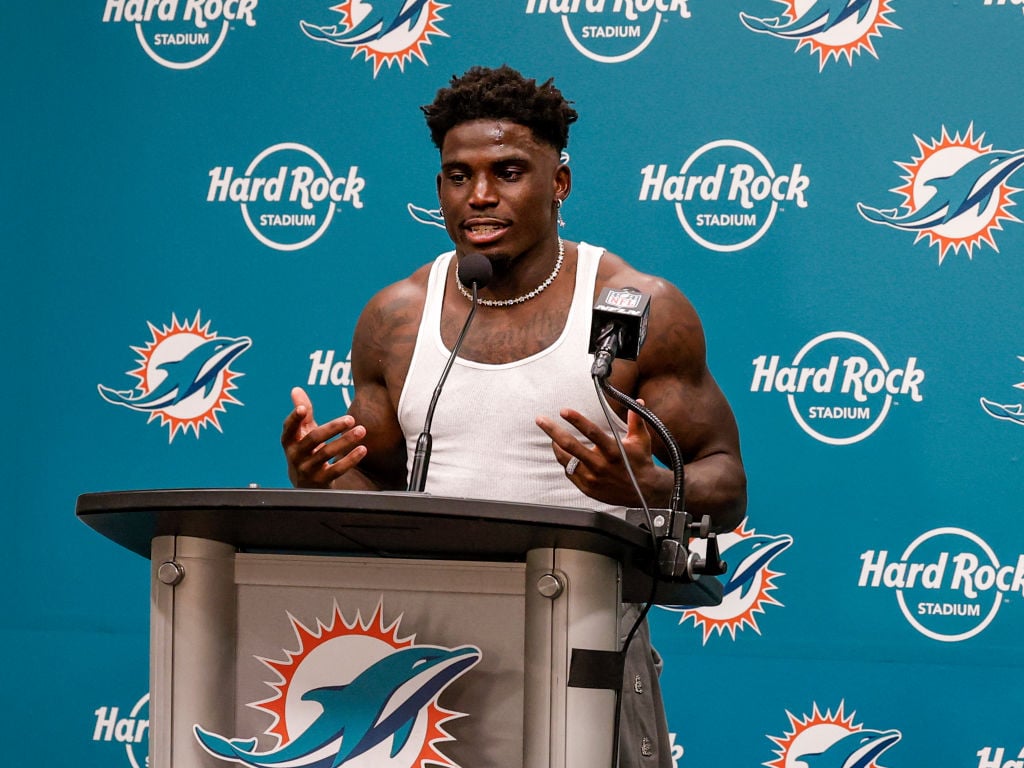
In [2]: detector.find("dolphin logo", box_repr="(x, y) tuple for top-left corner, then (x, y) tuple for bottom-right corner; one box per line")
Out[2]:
(858, 149), (1024, 231)
(794, 728), (901, 768)
(195, 644), (481, 767)
(300, 0), (430, 47)
(980, 396), (1024, 426)
(665, 532), (792, 610)
(407, 202), (446, 229)
(98, 336), (252, 412)
(718, 533), (793, 602)
(740, 0), (872, 38)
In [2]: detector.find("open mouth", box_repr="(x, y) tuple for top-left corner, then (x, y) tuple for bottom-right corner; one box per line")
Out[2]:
(463, 220), (509, 244)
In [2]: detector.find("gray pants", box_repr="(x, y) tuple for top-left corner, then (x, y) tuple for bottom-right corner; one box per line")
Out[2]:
(618, 604), (671, 767)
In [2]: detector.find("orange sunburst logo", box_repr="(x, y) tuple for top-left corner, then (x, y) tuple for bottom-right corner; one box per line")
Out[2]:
(301, 0), (449, 77)
(195, 600), (481, 768)
(740, 0), (899, 70)
(765, 702), (902, 768)
(858, 125), (1024, 263)
(97, 311), (251, 443)
(659, 520), (792, 643)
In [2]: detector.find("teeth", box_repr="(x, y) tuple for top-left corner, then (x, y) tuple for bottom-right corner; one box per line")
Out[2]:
(469, 225), (501, 233)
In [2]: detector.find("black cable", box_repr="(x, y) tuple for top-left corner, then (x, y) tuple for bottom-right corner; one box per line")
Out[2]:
(591, 375), (667, 767)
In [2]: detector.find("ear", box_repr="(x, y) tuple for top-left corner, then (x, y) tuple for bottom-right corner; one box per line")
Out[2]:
(554, 163), (572, 204)
(435, 172), (443, 199)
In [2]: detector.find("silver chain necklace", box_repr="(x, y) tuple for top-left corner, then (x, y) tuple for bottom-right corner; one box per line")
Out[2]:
(456, 237), (564, 307)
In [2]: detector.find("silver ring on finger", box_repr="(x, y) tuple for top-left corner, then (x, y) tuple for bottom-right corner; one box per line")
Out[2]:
(565, 456), (581, 477)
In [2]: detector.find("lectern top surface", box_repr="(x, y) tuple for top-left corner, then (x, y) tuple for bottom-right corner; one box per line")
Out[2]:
(75, 488), (723, 606)
(75, 487), (650, 560)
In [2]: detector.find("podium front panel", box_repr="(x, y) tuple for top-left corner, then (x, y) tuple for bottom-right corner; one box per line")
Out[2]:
(152, 536), (527, 767)
(150, 535), (623, 768)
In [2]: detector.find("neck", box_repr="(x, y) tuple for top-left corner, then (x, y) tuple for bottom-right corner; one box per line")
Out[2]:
(474, 236), (564, 301)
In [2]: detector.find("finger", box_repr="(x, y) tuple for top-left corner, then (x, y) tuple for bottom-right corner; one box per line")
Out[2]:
(304, 442), (368, 485)
(282, 387), (318, 445)
(537, 416), (595, 481)
(558, 408), (619, 455)
(281, 406), (312, 445)
(536, 415), (590, 459)
(286, 415), (356, 472)
(294, 422), (366, 481)
(625, 406), (652, 449)
(291, 386), (313, 413)
(298, 415), (359, 457)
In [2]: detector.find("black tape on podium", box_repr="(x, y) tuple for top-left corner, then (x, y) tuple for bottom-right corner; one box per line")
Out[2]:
(568, 648), (626, 691)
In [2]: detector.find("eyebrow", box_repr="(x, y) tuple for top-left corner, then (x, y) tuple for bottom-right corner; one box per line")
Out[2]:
(441, 155), (534, 171)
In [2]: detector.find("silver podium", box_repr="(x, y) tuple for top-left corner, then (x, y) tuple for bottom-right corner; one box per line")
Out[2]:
(77, 488), (720, 768)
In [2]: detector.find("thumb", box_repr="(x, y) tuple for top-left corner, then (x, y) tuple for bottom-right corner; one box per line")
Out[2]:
(291, 386), (316, 425)
(626, 402), (652, 448)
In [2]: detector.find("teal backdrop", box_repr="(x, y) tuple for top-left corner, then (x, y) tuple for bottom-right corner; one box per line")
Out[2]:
(5, 1), (1023, 766)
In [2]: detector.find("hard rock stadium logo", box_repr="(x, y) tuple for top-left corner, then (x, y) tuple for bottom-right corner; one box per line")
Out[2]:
(858, 527), (1024, 642)
(98, 312), (251, 442)
(524, 0), (693, 63)
(194, 601), (482, 768)
(658, 520), (793, 643)
(739, 0), (899, 69)
(208, 143), (366, 251)
(101, 0), (258, 69)
(638, 140), (810, 252)
(751, 331), (925, 445)
(858, 125), (1024, 264)
(765, 702), (902, 768)
(300, 0), (449, 76)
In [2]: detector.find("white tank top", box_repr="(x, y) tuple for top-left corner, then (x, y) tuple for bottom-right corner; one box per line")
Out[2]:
(396, 242), (626, 515)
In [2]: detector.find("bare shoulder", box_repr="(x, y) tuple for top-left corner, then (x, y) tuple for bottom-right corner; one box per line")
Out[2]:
(350, 262), (433, 390)
(357, 263), (432, 336)
(595, 249), (707, 372)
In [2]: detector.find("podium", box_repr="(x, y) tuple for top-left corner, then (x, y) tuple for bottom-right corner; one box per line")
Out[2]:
(77, 488), (721, 768)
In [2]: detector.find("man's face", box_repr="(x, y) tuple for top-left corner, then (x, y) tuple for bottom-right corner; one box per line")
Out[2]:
(436, 119), (569, 264)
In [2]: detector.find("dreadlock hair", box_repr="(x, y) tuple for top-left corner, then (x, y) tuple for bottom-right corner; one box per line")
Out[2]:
(421, 65), (578, 153)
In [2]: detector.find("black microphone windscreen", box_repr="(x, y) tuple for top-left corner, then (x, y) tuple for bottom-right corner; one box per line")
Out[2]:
(457, 253), (493, 290)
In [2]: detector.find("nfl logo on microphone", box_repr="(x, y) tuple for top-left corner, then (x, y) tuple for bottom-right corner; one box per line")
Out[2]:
(605, 289), (644, 309)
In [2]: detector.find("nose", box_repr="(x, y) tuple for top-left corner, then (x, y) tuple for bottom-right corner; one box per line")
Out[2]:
(468, 174), (498, 208)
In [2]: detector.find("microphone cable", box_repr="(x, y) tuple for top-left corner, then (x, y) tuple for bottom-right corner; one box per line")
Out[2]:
(591, 375), (683, 767)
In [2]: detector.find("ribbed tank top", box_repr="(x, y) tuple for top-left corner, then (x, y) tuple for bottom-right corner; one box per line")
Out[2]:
(396, 242), (626, 515)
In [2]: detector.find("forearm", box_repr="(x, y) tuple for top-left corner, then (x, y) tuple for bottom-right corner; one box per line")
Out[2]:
(678, 452), (747, 533)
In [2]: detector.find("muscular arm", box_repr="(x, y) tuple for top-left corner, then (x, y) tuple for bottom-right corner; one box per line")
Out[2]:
(537, 254), (746, 532)
(281, 273), (426, 492)
(333, 282), (420, 491)
(632, 279), (746, 531)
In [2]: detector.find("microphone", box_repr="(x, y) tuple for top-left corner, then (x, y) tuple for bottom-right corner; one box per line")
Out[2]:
(406, 253), (493, 492)
(589, 287), (651, 379)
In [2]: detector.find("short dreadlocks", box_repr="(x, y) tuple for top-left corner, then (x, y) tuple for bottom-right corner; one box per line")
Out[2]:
(422, 65), (578, 153)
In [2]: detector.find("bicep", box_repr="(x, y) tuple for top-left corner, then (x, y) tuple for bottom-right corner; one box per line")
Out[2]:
(638, 367), (740, 465)
(635, 287), (740, 463)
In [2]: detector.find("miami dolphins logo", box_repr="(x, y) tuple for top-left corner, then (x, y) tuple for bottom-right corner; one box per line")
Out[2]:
(765, 702), (902, 768)
(739, 0), (899, 69)
(658, 520), (792, 643)
(97, 312), (251, 442)
(981, 355), (1024, 427)
(195, 601), (481, 768)
(858, 125), (1024, 263)
(300, 0), (449, 77)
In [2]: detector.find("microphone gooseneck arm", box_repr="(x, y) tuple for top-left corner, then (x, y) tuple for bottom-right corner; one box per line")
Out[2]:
(599, 380), (684, 514)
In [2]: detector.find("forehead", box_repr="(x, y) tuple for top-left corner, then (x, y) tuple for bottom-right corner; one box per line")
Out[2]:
(440, 119), (557, 163)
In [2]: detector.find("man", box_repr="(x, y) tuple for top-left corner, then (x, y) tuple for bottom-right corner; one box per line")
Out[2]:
(282, 65), (746, 766)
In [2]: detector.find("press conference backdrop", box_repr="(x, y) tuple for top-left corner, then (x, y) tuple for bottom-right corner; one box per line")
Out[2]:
(5, 1), (1022, 766)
